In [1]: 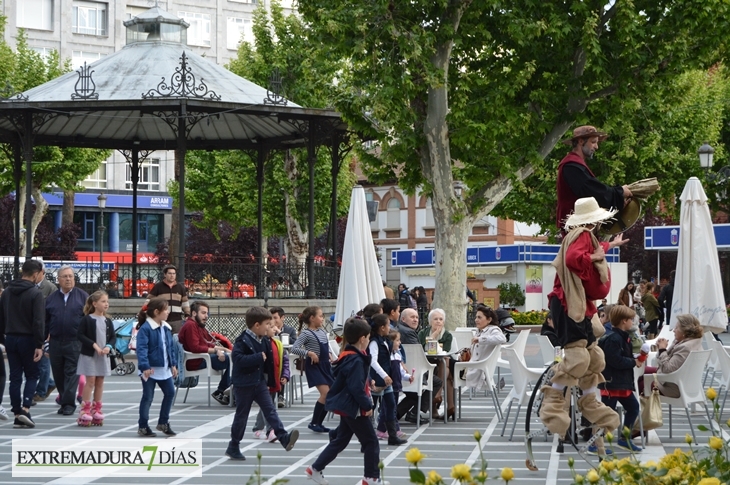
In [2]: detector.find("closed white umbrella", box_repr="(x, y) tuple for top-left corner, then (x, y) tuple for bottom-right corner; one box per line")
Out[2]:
(333, 186), (385, 333)
(670, 177), (727, 332)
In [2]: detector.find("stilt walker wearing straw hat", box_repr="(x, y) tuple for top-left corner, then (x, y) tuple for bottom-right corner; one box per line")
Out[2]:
(539, 197), (629, 455)
(556, 126), (634, 231)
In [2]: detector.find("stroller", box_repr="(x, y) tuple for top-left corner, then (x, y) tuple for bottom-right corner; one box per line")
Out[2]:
(111, 318), (137, 376)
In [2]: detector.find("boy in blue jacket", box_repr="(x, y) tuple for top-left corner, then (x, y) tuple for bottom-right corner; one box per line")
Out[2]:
(225, 306), (299, 460)
(305, 318), (389, 485)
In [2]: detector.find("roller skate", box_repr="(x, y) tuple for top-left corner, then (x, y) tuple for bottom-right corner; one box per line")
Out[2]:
(77, 401), (93, 427)
(91, 401), (104, 426)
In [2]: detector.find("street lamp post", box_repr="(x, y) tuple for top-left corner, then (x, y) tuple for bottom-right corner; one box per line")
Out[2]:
(97, 193), (107, 290)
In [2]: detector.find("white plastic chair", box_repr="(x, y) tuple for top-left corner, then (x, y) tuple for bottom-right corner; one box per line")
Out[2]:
(402, 343), (437, 427)
(536, 335), (555, 366)
(174, 351), (225, 407)
(453, 345), (502, 421)
(702, 333), (720, 387)
(288, 352), (305, 405)
(643, 350), (712, 442)
(499, 347), (544, 441)
(451, 330), (474, 353)
(497, 329), (530, 369)
(643, 325), (674, 348)
(328, 339), (340, 359)
(709, 340), (730, 421)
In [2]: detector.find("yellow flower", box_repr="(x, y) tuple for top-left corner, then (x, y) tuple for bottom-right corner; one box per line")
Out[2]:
(706, 387), (718, 400)
(575, 474), (585, 484)
(726, 418), (730, 427)
(698, 478), (721, 485)
(605, 432), (613, 443)
(708, 436), (724, 450)
(685, 434), (694, 444)
(643, 460), (658, 468)
(477, 470), (487, 481)
(600, 459), (616, 472)
(426, 470), (442, 485)
(500, 467), (515, 482)
(586, 469), (600, 483)
(405, 447), (426, 465)
(450, 464), (472, 481)
(473, 430), (482, 441)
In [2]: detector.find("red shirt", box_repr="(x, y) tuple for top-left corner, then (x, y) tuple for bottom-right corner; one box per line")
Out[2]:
(548, 231), (611, 318)
(177, 318), (217, 370)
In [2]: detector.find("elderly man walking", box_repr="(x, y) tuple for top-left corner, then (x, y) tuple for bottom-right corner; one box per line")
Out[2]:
(46, 265), (89, 416)
(0, 260), (46, 428)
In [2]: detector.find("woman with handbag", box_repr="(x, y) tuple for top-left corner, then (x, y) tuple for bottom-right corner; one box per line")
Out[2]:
(464, 305), (505, 390)
(598, 305), (644, 452)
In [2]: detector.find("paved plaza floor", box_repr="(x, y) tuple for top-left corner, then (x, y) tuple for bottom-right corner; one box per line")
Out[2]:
(1, 333), (727, 485)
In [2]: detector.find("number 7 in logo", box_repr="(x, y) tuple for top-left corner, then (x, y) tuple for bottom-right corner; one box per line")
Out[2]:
(143, 446), (158, 471)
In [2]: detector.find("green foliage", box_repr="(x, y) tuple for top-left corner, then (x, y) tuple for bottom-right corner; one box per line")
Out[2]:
(511, 310), (548, 326)
(181, 0), (355, 239)
(498, 282), (525, 308)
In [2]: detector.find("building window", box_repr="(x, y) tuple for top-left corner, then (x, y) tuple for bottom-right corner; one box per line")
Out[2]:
(82, 160), (107, 189)
(387, 198), (400, 229)
(179, 11), (211, 47)
(32, 47), (55, 59)
(18, 0), (53, 31)
(227, 17), (252, 50)
(125, 6), (147, 20)
(126, 158), (160, 191)
(366, 191), (379, 230)
(73, 1), (108, 36)
(72, 51), (104, 69)
(425, 198), (434, 227)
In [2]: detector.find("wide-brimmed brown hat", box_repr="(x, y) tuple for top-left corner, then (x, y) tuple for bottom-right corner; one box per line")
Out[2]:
(561, 125), (609, 145)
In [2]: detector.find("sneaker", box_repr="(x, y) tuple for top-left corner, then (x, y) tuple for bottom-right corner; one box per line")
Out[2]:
(212, 391), (229, 406)
(267, 430), (278, 443)
(617, 438), (643, 452)
(376, 430), (388, 440)
(62, 406), (75, 416)
(308, 423), (330, 433)
(13, 417), (35, 428)
(280, 430), (299, 451)
(156, 423), (177, 436)
(44, 385), (56, 399)
(362, 478), (390, 485)
(254, 430), (267, 440)
(225, 445), (245, 461)
(587, 444), (614, 455)
(0, 406), (8, 421)
(16, 410), (34, 427)
(396, 430), (407, 439)
(223, 386), (232, 397)
(138, 427), (157, 437)
(33, 394), (46, 402)
(305, 466), (329, 485)
(278, 396), (286, 408)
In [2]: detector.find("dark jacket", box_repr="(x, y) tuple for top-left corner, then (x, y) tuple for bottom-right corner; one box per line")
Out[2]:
(45, 287), (89, 340)
(398, 323), (419, 345)
(231, 330), (275, 388)
(598, 327), (636, 391)
(418, 326), (453, 352)
(368, 334), (392, 387)
(136, 318), (177, 372)
(0, 279), (45, 348)
(540, 323), (560, 347)
(77, 314), (116, 357)
(325, 345), (374, 418)
(658, 279), (674, 320)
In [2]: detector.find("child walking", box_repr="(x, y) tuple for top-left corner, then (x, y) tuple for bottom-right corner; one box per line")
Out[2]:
(225, 307), (299, 461)
(305, 318), (389, 485)
(252, 320), (290, 442)
(76, 291), (115, 426)
(375, 330), (412, 440)
(136, 297), (178, 437)
(292, 306), (333, 433)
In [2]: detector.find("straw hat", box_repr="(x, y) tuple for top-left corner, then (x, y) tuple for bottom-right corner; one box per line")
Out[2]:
(564, 197), (617, 229)
(561, 125), (608, 145)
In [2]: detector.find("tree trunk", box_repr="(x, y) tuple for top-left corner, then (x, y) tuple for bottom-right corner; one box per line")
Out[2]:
(62, 189), (75, 226)
(16, 185), (26, 251)
(16, 184), (49, 252)
(283, 150), (308, 267)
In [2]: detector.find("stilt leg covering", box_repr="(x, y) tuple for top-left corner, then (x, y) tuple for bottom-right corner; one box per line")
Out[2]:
(578, 343), (606, 390)
(577, 393), (619, 433)
(551, 340), (590, 388)
(539, 386), (571, 437)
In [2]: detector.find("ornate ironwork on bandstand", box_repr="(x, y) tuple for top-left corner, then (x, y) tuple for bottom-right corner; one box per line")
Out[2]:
(71, 62), (99, 100)
(142, 51), (221, 101)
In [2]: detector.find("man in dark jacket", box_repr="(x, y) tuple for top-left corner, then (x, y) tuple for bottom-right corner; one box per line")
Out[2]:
(658, 270), (675, 326)
(45, 265), (89, 415)
(0, 259), (45, 428)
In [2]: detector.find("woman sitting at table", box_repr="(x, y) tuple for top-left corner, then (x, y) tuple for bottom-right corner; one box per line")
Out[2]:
(465, 305), (506, 390)
(418, 309), (454, 420)
(640, 313), (704, 398)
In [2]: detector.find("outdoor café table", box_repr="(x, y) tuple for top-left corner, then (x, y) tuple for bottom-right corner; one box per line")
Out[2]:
(425, 350), (456, 424)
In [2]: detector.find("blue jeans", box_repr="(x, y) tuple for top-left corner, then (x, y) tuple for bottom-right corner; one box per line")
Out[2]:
(312, 415), (380, 478)
(229, 382), (286, 448)
(35, 355), (54, 397)
(602, 393), (640, 433)
(5, 335), (40, 414)
(138, 376), (175, 428)
(191, 354), (231, 392)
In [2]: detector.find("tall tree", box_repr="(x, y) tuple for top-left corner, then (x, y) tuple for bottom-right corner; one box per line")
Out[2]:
(298, 0), (729, 328)
(181, 0), (355, 263)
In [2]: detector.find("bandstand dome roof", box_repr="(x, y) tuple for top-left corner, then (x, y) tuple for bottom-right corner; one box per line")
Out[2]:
(0, 6), (346, 151)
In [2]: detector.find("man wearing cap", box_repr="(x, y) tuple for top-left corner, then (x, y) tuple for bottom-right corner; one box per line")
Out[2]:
(556, 126), (633, 229)
(540, 197), (628, 453)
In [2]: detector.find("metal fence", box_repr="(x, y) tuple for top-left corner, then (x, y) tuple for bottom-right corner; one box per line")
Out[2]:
(0, 259), (339, 300)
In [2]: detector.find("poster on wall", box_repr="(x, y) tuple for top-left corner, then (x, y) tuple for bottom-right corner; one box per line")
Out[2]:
(525, 265), (543, 294)
(483, 297), (496, 308)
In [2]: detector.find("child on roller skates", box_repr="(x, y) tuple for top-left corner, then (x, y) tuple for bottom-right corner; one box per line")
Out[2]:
(76, 291), (115, 426)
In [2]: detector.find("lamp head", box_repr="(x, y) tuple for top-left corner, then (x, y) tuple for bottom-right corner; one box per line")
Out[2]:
(97, 193), (107, 210)
(698, 143), (714, 169)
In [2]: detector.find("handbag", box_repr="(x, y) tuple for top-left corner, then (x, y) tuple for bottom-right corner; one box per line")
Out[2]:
(295, 357), (306, 372)
(458, 347), (472, 362)
(128, 327), (138, 351)
(634, 374), (663, 431)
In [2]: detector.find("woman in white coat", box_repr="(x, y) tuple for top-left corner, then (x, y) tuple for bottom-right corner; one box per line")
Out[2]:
(465, 305), (506, 390)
